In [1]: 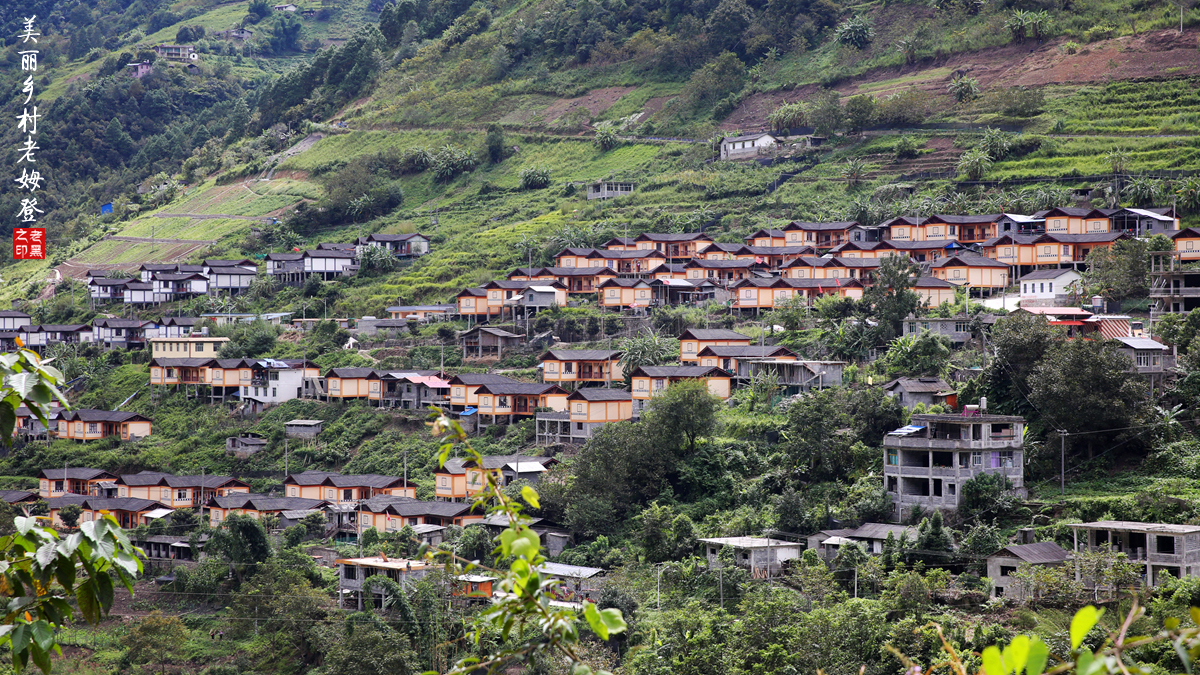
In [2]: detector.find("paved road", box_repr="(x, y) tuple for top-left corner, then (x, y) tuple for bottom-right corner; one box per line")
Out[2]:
(106, 235), (216, 244)
(153, 213), (275, 221)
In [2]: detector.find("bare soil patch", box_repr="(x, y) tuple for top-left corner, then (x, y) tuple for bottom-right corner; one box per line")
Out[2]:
(538, 86), (637, 124)
(722, 28), (1200, 129)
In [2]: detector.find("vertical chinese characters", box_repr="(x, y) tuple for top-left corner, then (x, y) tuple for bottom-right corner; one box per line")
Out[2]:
(12, 16), (45, 260)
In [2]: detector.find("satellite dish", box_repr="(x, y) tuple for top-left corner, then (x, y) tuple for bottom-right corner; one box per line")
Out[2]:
(190, 53), (198, 60)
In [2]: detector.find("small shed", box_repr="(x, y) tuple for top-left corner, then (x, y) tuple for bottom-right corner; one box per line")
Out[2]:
(227, 433), (267, 458)
(459, 326), (524, 359)
(987, 541), (1072, 598)
(699, 536), (802, 579)
(285, 419), (324, 438)
(881, 377), (954, 410)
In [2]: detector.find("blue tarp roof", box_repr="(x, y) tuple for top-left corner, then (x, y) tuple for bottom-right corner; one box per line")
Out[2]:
(460, 407), (477, 416)
(887, 425), (926, 436)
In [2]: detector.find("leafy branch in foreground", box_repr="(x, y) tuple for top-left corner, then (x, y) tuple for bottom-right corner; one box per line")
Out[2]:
(426, 410), (626, 675)
(896, 601), (1200, 675)
(0, 347), (144, 674)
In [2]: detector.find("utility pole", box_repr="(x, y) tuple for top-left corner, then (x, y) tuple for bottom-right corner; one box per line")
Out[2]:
(284, 438), (289, 477)
(1060, 430), (1068, 494)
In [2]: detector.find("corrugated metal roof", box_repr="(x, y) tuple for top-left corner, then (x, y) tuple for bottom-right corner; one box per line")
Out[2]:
(993, 542), (1071, 564)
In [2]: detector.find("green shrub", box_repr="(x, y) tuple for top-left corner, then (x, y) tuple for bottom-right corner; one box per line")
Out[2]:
(894, 135), (920, 160)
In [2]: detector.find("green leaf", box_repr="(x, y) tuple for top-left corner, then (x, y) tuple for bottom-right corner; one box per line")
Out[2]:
(29, 642), (50, 675)
(1071, 606), (1103, 651)
(29, 621), (52, 653)
(76, 583), (99, 624)
(1167, 617), (1181, 630)
(598, 607), (627, 636)
(510, 530), (541, 560)
(584, 602), (609, 640)
(982, 645), (1007, 675)
(1003, 635), (1030, 675)
(1026, 638), (1050, 675)
(1076, 650), (1095, 675)
(1190, 606), (1200, 628)
(521, 486), (540, 509)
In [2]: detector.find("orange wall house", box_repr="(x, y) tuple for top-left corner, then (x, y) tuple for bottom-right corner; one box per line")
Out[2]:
(326, 367), (376, 401)
(447, 374), (521, 409)
(587, 249), (668, 273)
(434, 455), (556, 501)
(782, 221), (862, 248)
(679, 328), (752, 362)
(474, 383), (568, 418)
(539, 349), (624, 384)
(730, 278), (865, 310)
(116, 472), (250, 508)
(209, 358), (254, 390)
(1172, 227), (1200, 260)
(931, 254), (1011, 289)
(913, 276), (959, 306)
(744, 229), (787, 248)
(284, 471), (416, 503)
(882, 216), (925, 241)
(598, 279), (654, 309)
(353, 497), (478, 533)
(555, 248), (596, 268)
(1040, 207), (1092, 235)
(206, 494), (329, 528)
(648, 264), (687, 280)
(148, 358), (214, 386)
(630, 365), (733, 408)
(684, 259), (765, 281)
(634, 233), (713, 257)
(57, 410), (152, 442)
(698, 345), (796, 373)
(981, 235), (1037, 266)
(566, 388), (635, 439)
(38, 468), (118, 498)
(783, 257), (880, 280)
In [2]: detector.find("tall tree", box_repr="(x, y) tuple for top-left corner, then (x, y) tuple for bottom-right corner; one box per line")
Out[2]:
(642, 378), (722, 456)
(864, 255), (923, 339)
(1028, 338), (1149, 455)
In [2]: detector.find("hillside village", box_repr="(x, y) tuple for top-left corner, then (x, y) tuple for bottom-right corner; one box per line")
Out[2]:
(18, 0), (1200, 672)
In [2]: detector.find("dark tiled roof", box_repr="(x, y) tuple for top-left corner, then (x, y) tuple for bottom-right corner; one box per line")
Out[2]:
(632, 365), (731, 378)
(539, 350), (621, 361)
(882, 377), (952, 393)
(476, 383), (563, 396)
(0, 490), (36, 503)
(39, 468), (116, 481)
(1019, 269), (1079, 281)
(328, 368), (377, 378)
(567, 388), (633, 401)
(696, 345), (795, 358)
(447, 374), (519, 386)
(678, 329), (751, 341)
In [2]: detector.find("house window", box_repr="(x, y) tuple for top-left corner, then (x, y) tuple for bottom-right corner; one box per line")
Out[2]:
(972, 451), (983, 466)
(576, 422), (584, 430)
(1048, 282), (1054, 293)
(955, 322), (969, 332)
(1157, 536), (1177, 555)
(1000, 566), (1017, 577)
(272, 388), (277, 397)
(290, 487), (297, 496)
(1136, 351), (1154, 367)
(498, 396), (509, 408)
(196, 343), (204, 352)
(886, 449), (897, 465)
(564, 363), (574, 373)
(999, 451), (1014, 468)
(1062, 245), (1070, 255)
(1040, 283), (1045, 293)
(575, 403), (584, 413)
(344, 565), (357, 580)
(54, 481), (63, 492)
(177, 489), (188, 500)
(87, 423), (98, 434)
(161, 488), (170, 500)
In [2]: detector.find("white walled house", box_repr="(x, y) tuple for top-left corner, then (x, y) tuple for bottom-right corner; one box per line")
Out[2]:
(122, 282), (163, 306)
(720, 132), (777, 161)
(0, 311), (31, 332)
(204, 260), (257, 295)
(1018, 269), (1081, 307)
(356, 233), (429, 257)
(152, 273), (208, 299)
(303, 250), (358, 280)
(241, 360), (315, 412)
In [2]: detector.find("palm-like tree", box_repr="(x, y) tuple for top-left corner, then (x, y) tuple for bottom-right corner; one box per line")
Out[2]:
(957, 148), (992, 181)
(617, 331), (680, 379)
